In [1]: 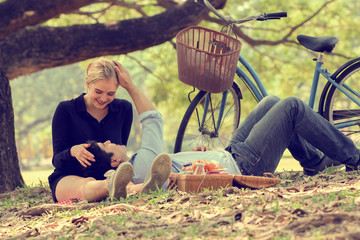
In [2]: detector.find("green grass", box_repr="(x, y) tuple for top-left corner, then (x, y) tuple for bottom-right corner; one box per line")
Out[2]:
(20, 155), (302, 186)
(5, 168), (359, 239)
(21, 168), (53, 186)
(276, 156), (302, 172)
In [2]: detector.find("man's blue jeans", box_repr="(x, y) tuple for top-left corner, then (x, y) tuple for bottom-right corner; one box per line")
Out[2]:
(225, 96), (359, 176)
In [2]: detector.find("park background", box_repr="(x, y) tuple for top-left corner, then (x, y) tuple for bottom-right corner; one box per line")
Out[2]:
(11, 0), (360, 185)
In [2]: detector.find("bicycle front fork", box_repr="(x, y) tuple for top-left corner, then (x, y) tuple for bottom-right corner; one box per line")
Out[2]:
(199, 91), (229, 137)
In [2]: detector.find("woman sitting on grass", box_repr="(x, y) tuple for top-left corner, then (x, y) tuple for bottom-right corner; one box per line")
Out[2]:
(48, 59), (159, 202)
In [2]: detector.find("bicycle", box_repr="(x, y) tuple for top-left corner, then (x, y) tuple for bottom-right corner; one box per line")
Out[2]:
(174, 0), (360, 153)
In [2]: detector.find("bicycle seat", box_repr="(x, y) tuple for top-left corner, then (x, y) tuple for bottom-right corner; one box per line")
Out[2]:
(297, 35), (339, 53)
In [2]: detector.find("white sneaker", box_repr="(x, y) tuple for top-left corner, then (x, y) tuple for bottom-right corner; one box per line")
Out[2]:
(104, 162), (133, 200)
(141, 154), (172, 194)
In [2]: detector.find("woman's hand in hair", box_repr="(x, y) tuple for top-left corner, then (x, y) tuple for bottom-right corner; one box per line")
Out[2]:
(70, 144), (95, 167)
(112, 61), (135, 91)
(112, 60), (156, 114)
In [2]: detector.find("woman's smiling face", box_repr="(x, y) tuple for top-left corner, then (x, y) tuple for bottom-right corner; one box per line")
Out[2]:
(86, 79), (118, 109)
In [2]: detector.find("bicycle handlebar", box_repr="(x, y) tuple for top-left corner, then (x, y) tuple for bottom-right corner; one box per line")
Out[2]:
(257, 12), (287, 21)
(266, 12), (287, 18)
(201, 0), (287, 24)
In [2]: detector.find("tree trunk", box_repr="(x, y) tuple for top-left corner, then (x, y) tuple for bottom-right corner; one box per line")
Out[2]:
(0, 52), (24, 193)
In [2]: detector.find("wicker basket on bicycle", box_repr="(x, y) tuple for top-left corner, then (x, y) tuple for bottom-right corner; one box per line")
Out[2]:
(176, 26), (242, 93)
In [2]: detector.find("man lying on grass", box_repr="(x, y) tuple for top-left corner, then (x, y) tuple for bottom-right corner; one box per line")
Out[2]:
(90, 93), (359, 199)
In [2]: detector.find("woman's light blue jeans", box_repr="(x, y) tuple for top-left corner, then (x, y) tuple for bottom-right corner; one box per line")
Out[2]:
(225, 96), (359, 176)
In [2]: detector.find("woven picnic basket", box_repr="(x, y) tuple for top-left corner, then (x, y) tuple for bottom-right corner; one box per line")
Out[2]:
(168, 173), (233, 193)
(168, 173), (281, 193)
(233, 173), (281, 189)
(176, 26), (242, 93)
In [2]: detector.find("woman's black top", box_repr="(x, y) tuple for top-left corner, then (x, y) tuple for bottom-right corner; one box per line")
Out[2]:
(48, 93), (133, 201)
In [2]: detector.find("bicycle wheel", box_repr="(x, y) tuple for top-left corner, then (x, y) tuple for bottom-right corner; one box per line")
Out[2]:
(322, 62), (360, 147)
(174, 82), (241, 153)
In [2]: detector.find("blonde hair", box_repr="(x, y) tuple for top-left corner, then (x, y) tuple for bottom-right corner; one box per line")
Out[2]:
(86, 58), (118, 84)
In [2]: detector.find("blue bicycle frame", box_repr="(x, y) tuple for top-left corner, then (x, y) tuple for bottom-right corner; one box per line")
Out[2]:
(199, 52), (360, 133)
(236, 55), (268, 101)
(235, 53), (360, 129)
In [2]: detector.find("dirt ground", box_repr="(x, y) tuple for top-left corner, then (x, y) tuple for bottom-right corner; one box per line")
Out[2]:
(1, 169), (360, 239)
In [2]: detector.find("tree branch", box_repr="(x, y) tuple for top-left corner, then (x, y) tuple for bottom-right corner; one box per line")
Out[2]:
(111, 1), (148, 17)
(16, 115), (52, 137)
(0, 0), (96, 39)
(203, 0), (348, 60)
(126, 55), (169, 83)
(1, 0), (228, 80)
(203, 15), (294, 47)
(281, 0), (336, 41)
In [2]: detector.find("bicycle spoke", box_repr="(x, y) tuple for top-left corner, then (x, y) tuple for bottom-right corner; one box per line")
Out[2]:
(175, 83), (241, 152)
(332, 109), (360, 121)
(324, 63), (360, 147)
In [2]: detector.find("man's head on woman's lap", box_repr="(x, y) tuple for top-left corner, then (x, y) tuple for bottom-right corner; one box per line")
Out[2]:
(81, 141), (112, 179)
(83, 140), (130, 179)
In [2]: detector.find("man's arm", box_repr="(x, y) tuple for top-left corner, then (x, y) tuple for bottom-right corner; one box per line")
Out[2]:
(113, 61), (156, 114)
